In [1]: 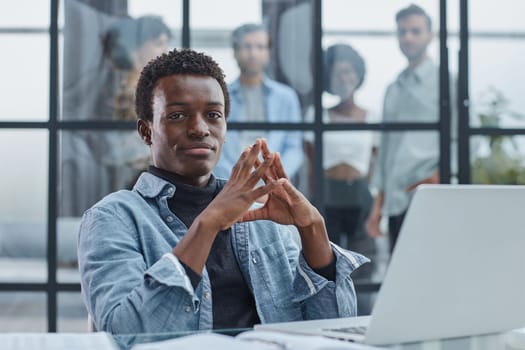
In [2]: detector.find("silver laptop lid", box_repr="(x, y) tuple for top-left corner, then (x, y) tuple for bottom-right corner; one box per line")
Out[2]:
(366, 185), (525, 345)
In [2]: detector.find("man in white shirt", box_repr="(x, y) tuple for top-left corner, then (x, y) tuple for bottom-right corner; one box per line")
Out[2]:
(366, 4), (440, 252)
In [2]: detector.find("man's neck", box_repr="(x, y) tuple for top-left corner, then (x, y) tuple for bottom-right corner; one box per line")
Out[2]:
(239, 72), (263, 87)
(407, 53), (428, 71)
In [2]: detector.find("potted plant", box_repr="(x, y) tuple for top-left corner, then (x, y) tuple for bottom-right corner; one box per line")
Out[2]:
(471, 87), (525, 184)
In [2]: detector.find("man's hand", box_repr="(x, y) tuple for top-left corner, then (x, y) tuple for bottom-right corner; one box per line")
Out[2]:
(204, 139), (283, 231)
(240, 139), (332, 269)
(365, 209), (383, 238)
(241, 140), (321, 228)
(405, 171), (440, 192)
(366, 192), (384, 238)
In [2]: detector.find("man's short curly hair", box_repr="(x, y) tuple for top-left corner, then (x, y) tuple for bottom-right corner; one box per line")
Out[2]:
(135, 48), (230, 121)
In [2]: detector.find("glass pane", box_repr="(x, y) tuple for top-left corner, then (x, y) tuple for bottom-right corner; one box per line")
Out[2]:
(0, 35), (49, 121)
(323, 0), (439, 32)
(469, 2), (525, 128)
(470, 1), (525, 32)
(469, 40), (525, 128)
(191, 0), (261, 29)
(57, 217), (82, 283)
(61, 0), (178, 120)
(0, 292), (46, 332)
(0, 130), (48, 283)
(471, 135), (525, 185)
(58, 292), (89, 332)
(322, 1), (440, 124)
(0, 1), (49, 27)
(59, 130), (148, 217)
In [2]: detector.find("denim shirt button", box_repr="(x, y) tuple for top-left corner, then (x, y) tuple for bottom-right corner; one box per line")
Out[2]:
(203, 292), (210, 300)
(165, 216), (174, 223)
(184, 305), (191, 313)
(167, 187), (174, 194)
(252, 257), (257, 264)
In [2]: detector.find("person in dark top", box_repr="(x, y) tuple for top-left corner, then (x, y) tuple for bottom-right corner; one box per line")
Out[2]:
(78, 48), (369, 333)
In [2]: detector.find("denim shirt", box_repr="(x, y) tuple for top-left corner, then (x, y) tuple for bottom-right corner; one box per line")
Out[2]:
(214, 76), (304, 180)
(78, 173), (369, 334)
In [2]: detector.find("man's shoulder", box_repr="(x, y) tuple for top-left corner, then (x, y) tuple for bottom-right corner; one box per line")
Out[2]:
(87, 189), (141, 213)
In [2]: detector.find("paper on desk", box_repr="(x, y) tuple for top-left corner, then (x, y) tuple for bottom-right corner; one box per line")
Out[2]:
(0, 332), (118, 350)
(130, 330), (383, 350)
(131, 332), (276, 350)
(238, 330), (384, 349)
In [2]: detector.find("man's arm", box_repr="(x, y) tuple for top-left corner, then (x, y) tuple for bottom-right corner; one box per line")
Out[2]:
(78, 206), (200, 333)
(366, 191), (384, 237)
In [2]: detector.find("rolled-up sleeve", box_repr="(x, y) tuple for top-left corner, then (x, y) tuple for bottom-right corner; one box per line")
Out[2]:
(282, 227), (370, 319)
(78, 206), (199, 333)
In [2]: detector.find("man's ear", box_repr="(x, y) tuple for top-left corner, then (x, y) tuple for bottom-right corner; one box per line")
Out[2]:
(137, 119), (152, 145)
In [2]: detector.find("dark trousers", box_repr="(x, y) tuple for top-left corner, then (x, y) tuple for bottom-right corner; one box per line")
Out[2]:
(388, 211), (407, 253)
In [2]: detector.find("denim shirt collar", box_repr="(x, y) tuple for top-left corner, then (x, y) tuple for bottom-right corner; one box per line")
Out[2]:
(133, 172), (175, 198)
(133, 171), (224, 200)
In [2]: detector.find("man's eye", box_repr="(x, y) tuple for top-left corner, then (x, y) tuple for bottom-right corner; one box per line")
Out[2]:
(208, 112), (223, 119)
(168, 112), (186, 120)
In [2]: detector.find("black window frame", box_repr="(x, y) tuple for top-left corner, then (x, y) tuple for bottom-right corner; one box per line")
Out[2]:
(1, 0), (518, 331)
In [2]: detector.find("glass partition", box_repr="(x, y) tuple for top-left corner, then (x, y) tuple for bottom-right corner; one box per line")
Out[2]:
(0, 35), (49, 121)
(58, 292), (89, 332)
(0, 130), (48, 283)
(0, 292), (47, 332)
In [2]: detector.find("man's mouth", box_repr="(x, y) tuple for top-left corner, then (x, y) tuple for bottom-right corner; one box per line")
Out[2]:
(182, 143), (215, 156)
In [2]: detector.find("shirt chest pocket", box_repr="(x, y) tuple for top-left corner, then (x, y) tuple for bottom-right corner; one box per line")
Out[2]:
(251, 241), (295, 308)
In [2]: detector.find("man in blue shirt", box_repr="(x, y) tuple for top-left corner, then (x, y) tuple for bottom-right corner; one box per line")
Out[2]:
(214, 23), (304, 181)
(78, 48), (368, 333)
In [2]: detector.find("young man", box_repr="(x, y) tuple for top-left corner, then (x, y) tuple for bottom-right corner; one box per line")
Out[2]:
(366, 4), (440, 251)
(213, 23), (304, 182)
(78, 48), (368, 333)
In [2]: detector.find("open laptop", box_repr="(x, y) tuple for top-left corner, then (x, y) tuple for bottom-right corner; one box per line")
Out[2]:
(256, 185), (525, 345)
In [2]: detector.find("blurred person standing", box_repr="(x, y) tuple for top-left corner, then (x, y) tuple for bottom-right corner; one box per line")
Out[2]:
(305, 44), (377, 262)
(102, 15), (172, 189)
(214, 23), (304, 182)
(103, 15), (172, 121)
(366, 4), (440, 252)
(305, 45), (377, 314)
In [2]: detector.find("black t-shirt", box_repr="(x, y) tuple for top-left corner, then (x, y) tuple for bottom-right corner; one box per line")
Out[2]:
(148, 166), (260, 328)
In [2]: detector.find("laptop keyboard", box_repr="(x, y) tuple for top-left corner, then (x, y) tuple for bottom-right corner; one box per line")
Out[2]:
(323, 326), (368, 335)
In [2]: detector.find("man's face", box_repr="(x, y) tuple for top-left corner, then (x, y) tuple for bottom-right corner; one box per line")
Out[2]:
(140, 74), (226, 187)
(397, 15), (432, 62)
(234, 30), (270, 76)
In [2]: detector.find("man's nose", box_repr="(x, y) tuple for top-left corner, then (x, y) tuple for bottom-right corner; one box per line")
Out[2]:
(187, 115), (210, 137)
